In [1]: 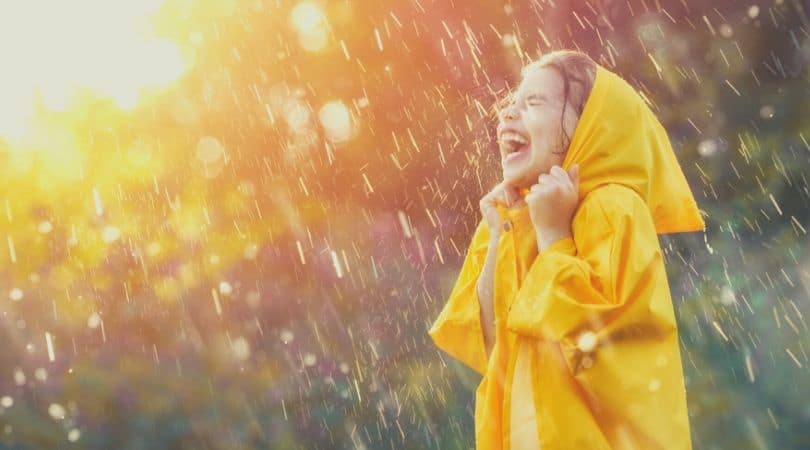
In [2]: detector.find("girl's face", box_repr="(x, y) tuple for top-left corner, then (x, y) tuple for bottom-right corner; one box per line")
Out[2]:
(496, 66), (579, 189)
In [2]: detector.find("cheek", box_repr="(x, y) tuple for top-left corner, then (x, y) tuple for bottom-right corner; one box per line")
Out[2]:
(526, 112), (559, 138)
(526, 134), (559, 170)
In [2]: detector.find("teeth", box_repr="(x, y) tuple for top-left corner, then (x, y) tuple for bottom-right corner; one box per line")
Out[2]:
(500, 132), (529, 147)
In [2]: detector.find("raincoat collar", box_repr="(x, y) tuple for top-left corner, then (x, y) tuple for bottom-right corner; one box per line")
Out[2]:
(501, 64), (705, 235)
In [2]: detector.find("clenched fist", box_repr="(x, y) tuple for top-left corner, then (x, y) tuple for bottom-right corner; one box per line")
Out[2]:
(480, 180), (522, 239)
(525, 164), (580, 251)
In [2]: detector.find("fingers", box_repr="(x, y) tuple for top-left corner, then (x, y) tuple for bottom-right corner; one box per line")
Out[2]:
(480, 187), (499, 211)
(531, 164), (579, 200)
(550, 165), (572, 190)
(501, 183), (518, 206)
(486, 194), (506, 209)
(529, 180), (553, 200)
(549, 165), (566, 178)
(482, 182), (516, 209)
(536, 166), (564, 190)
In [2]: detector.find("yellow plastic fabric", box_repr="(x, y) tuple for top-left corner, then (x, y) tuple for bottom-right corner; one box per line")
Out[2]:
(428, 63), (704, 450)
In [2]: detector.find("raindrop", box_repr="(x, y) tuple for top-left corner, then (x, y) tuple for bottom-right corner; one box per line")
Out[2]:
(219, 281), (233, 296)
(37, 221), (52, 234)
(577, 331), (598, 353)
(331, 250), (344, 278)
(48, 403), (65, 420)
(9, 288), (23, 302)
(319, 100), (355, 144)
(87, 312), (101, 329)
(282, 98), (311, 131)
(93, 188), (104, 216)
(45, 332), (55, 362)
(196, 136), (225, 163)
(13, 369), (25, 386)
(237, 181), (256, 196)
(759, 105), (774, 119)
(146, 242), (162, 257)
(67, 429), (81, 442)
(397, 210), (412, 238)
(720, 286), (737, 305)
(501, 33), (515, 47)
(101, 226), (121, 243)
(232, 337), (250, 361)
(289, 2), (329, 52)
(243, 243), (259, 260)
(697, 139), (717, 157)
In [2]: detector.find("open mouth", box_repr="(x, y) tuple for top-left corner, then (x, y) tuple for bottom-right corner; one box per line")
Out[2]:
(500, 132), (530, 163)
(504, 144), (529, 162)
(504, 144), (530, 163)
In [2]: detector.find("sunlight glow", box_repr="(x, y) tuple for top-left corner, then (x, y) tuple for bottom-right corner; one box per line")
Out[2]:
(318, 100), (356, 144)
(289, 2), (330, 52)
(0, 0), (190, 138)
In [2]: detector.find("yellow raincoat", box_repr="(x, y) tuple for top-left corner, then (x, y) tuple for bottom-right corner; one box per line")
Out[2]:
(428, 63), (705, 449)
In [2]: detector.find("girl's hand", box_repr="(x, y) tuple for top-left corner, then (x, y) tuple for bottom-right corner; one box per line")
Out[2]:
(480, 180), (520, 238)
(525, 164), (580, 251)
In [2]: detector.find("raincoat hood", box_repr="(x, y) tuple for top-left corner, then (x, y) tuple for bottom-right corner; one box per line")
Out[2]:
(515, 63), (705, 235)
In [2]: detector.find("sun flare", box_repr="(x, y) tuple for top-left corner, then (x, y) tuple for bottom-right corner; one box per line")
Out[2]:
(0, 0), (191, 140)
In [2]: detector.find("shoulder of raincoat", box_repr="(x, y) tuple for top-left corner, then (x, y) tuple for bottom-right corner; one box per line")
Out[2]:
(507, 182), (671, 344)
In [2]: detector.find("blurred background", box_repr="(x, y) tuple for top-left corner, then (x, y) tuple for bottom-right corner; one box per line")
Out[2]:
(0, 0), (807, 448)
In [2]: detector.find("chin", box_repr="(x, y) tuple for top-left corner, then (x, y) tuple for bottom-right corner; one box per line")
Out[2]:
(501, 170), (532, 189)
(502, 164), (533, 183)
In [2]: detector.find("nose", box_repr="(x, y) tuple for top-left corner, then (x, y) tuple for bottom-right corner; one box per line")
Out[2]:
(499, 102), (518, 121)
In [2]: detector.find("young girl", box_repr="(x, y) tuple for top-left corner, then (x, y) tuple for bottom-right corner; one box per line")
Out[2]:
(428, 50), (704, 449)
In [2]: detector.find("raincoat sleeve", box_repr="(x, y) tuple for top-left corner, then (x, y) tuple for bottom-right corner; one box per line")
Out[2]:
(507, 183), (677, 353)
(428, 218), (492, 376)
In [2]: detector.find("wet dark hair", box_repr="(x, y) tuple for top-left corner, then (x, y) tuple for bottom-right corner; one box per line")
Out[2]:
(493, 50), (597, 155)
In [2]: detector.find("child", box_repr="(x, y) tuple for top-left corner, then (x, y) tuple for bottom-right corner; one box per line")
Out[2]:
(428, 50), (704, 449)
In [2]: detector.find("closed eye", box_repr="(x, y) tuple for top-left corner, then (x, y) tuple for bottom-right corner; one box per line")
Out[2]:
(525, 95), (544, 105)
